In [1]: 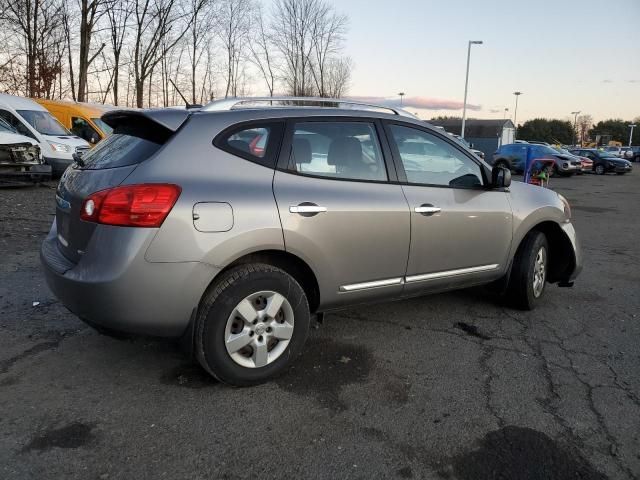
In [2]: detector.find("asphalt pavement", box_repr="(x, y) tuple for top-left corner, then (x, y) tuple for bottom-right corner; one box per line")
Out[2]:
(1, 172), (639, 479)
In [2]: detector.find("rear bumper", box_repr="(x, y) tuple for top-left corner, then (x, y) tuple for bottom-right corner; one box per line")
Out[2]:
(40, 220), (219, 337)
(0, 163), (51, 183)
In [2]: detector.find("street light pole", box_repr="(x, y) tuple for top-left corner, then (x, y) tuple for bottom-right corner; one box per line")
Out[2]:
(398, 92), (405, 106)
(461, 40), (483, 139)
(513, 91), (523, 139)
(629, 124), (637, 147)
(571, 111), (581, 146)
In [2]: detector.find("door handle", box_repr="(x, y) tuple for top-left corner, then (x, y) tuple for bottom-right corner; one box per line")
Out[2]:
(289, 204), (327, 216)
(415, 204), (441, 216)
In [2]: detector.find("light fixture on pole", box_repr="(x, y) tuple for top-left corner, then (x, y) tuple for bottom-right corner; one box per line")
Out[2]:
(629, 124), (637, 147)
(571, 111), (581, 146)
(398, 92), (405, 106)
(503, 107), (509, 120)
(461, 40), (483, 139)
(513, 91), (523, 139)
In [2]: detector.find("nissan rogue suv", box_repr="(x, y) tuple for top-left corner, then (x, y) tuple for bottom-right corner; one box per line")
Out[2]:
(41, 97), (581, 386)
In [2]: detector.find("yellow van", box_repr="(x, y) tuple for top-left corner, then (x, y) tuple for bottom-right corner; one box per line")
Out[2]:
(34, 99), (114, 146)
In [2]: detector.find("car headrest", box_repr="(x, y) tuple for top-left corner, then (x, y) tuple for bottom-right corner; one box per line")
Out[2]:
(292, 138), (312, 164)
(327, 137), (362, 167)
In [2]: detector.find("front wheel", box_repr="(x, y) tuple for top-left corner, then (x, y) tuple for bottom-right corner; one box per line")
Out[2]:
(507, 231), (549, 310)
(195, 264), (310, 386)
(616, 172), (625, 175)
(595, 164), (605, 175)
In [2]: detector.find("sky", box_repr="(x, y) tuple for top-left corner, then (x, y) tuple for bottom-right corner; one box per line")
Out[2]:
(321, 0), (640, 123)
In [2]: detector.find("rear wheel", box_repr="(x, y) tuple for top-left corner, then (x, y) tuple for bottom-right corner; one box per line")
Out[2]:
(507, 231), (548, 310)
(616, 172), (625, 175)
(595, 164), (605, 175)
(195, 264), (310, 386)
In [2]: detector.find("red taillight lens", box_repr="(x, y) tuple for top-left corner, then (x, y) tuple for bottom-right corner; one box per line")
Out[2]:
(80, 184), (181, 227)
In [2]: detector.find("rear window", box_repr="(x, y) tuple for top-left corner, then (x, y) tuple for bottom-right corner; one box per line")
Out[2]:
(79, 133), (163, 169)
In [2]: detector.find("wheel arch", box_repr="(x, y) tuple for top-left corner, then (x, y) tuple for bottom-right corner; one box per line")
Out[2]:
(515, 221), (576, 284)
(213, 249), (321, 314)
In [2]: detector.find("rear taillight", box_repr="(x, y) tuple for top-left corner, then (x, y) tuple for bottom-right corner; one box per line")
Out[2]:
(80, 184), (181, 227)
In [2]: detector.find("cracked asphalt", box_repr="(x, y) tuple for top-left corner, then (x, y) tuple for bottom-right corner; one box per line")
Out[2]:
(1, 173), (639, 479)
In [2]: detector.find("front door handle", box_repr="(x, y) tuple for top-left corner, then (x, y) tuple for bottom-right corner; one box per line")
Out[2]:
(415, 204), (441, 216)
(289, 203), (327, 216)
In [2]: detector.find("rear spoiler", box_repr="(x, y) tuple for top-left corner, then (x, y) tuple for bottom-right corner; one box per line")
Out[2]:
(102, 109), (191, 133)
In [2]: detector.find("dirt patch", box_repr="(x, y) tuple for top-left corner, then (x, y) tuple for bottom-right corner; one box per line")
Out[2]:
(454, 322), (491, 340)
(276, 336), (373, 411)
(23, 422), (97, 452)
(445, 426), (607, 480)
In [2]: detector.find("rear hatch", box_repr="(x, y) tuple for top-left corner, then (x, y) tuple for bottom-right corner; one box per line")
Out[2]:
(54, 109), (190, 263)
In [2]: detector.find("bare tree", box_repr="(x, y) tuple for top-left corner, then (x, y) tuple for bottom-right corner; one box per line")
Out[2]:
(577, 114), (593, 146)
(105, 0), (133, 105)
(0, 0), (66, 97)
(270, 0), (348, 97)
(76, 0), (108, 101)
(218, 0), (252, 98)
(309, 3), (346, 97)
(185, 0), (215, 104)
(248, 3), (277, 96)
(324, 56), (351, 98)
(132, 0), (191, 107)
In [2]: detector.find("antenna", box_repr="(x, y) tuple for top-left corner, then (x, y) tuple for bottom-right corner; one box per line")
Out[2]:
(169, 79), (202, 109)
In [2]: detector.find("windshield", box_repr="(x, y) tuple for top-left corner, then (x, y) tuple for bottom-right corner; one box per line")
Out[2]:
(17, 110), (69, 136)
(92, 118), (114, 136)
(0, 117), (17, 133)
(537, 145), (560, 156)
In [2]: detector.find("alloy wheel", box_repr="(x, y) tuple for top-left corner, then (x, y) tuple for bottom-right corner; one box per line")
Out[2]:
(532, 247), (547, 298)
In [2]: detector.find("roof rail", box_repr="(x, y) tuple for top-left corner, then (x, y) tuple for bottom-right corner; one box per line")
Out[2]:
(201, 96), (419, 119)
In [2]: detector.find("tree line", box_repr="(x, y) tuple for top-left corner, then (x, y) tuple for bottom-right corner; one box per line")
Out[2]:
(517, 117), (640, 145)
(0, 0), (353, 108)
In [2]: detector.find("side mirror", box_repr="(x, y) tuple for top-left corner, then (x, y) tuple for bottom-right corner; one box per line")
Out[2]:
(492, 165), (511, 188)
(468, 142), (474, 149)
(90, 135), (98, 144)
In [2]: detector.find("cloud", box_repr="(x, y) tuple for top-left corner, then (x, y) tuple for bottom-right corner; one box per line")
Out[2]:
(628, 79), (639, 83)
(602, 79), (613, 83)
(347, 96), (481, 111)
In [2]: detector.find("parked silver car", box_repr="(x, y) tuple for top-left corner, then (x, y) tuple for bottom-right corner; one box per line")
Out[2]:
(41, 97), (581, 385)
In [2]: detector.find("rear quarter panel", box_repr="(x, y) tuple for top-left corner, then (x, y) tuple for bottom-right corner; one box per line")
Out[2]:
(138, 113), (285, 267)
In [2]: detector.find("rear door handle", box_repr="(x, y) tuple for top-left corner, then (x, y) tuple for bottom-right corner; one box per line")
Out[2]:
(415, 204), (441, 216)
(289, 204), (327, 216)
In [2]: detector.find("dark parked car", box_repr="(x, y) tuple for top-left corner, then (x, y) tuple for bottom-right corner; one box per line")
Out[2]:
(569, 149), (633, 175)
(492, 144), (580, 175)
(630, 146), (640, 162)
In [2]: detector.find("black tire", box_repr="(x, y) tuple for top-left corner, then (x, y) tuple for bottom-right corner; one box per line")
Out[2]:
(494, 160), (510, 171)
(195, 263), (310, 386)
(507, 231), (549, 310)
(595, 164), (605, 175)
(616, 172), (625, 175)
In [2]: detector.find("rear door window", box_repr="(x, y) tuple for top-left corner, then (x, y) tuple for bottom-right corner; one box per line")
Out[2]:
(289, 121), (387, 181)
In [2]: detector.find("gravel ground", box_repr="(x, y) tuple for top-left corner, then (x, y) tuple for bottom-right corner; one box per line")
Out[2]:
(0, 173), (639, 480)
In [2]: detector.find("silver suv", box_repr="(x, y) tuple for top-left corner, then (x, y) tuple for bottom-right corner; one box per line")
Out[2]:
(41, 98), (581, 385)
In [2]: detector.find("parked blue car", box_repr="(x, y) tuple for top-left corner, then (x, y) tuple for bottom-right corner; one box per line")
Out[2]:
(492, 143), (581, 176)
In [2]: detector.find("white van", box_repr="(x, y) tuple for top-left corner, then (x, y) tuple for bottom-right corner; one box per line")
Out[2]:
(0, 93), (90, 176)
